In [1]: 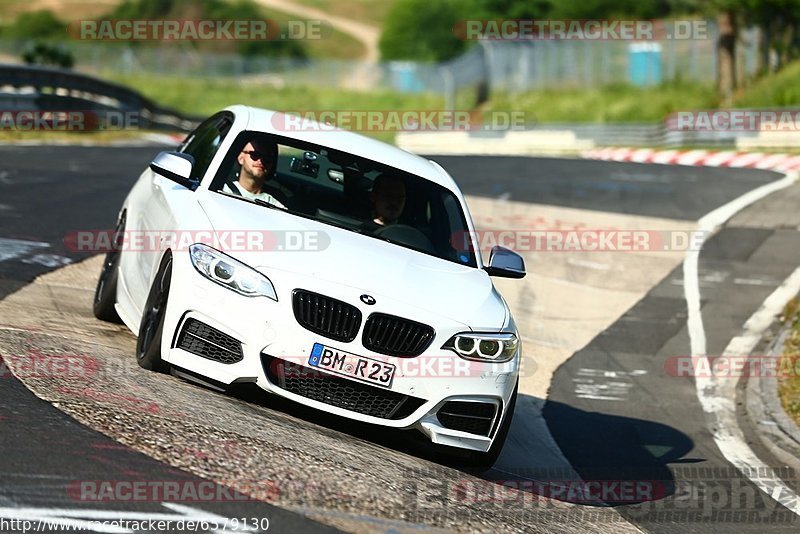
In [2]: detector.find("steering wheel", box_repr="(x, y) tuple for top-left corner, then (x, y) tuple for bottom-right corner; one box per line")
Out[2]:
(374, 224), (436, 254)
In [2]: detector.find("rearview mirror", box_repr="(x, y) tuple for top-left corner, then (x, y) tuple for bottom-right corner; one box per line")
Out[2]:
(484, 246), (526, 278)
(149, 151), (197, 190)
(290, 151), (320, 178)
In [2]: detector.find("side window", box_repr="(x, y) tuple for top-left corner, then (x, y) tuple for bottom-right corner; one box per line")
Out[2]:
(181, 115), (231, 181)
(442, 193), (475, 265)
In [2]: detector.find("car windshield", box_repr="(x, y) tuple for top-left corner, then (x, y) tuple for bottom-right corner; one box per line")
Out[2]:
(211, 132), (477, 267)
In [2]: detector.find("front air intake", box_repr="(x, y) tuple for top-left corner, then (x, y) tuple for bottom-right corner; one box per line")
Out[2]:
(176, 318), (243, 364)
(437, 401), (498, 436)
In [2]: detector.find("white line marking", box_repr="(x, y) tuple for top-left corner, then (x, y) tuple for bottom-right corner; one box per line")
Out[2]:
(577, 368), (647, 378)
(575, 394), (627, 401)
(20, 254), (72, 268)
(684, 171), (800, 515)
(572, 368), (646, 402)
(566, 258), (611, 271)
(733, 277), (778, 286)
(0, 238), (49, 263)
(695, 267), (800, 515)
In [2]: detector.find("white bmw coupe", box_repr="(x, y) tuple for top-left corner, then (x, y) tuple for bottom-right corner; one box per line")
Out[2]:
(94, 106), (526, 467)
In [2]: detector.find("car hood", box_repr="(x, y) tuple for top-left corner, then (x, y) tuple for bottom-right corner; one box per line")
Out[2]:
(197, 193), (508, 329)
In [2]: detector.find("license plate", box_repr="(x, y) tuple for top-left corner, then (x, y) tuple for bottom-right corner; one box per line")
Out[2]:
(308, 343), (395, 388)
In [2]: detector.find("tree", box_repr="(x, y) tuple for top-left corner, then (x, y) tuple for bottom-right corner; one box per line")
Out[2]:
(744, 0), (800, 74)
(379, 0), (471, 62)
(107, 0), (309, 58)
(717, 8), (737, 102)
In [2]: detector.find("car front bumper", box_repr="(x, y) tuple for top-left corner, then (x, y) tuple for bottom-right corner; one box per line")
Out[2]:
(160, 253), (520, 452)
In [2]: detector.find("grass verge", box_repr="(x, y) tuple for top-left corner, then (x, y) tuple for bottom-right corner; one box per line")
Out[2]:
(483, 82), (719, 123)
(6, 72), (446, 144)
(482, 59), (800, 123)
(778, 297), (800, 425)
(104, 73), (443, 113)
(0, 129), (175, 144)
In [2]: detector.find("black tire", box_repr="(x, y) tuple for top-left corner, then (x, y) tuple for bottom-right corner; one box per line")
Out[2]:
(136, 252), (172, 372)
(464, 382), (519, 471)
(93, 214), (125, 323)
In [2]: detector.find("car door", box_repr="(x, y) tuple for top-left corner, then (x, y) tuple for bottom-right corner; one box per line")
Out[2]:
(134, 113), (232, 310)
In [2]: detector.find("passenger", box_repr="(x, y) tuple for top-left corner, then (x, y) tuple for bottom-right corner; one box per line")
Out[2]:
(370, 174), (406, 227)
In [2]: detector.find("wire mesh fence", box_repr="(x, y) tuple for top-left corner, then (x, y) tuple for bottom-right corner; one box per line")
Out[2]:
(0, 21), (762, 105)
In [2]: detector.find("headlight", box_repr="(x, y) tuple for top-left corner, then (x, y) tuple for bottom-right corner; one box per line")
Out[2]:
(443, 332), (518, 363)
(189, 243), (277, 300)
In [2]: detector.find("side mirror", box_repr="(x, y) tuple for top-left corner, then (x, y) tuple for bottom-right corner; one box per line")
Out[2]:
(149, 151), (197, 190)
(484, 246), (526, 279)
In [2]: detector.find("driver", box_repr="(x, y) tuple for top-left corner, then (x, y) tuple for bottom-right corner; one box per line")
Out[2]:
(370, 174), (406, 226)
(224, 138), (286, 209)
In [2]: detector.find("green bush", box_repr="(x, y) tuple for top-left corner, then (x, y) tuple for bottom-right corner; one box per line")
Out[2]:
(5, 10), (65, 40)
(22, 42), (75, 68)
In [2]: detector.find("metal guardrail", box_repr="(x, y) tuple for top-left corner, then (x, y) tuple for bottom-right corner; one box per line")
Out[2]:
(396, 121), (783, 156)
(494, 123), (759, 148)
(460, 123), (752, 148)
(0, 64), (200, 131)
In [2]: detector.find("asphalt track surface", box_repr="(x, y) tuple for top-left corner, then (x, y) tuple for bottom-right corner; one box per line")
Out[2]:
(1, 145), (798, 532)
(0, 146), (339, 532)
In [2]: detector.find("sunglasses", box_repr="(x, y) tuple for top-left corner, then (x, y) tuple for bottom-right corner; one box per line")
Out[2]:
(242, 150), (269, 162)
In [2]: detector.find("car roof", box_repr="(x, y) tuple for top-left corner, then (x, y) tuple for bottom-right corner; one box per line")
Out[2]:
(228, 105), (458, 190)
